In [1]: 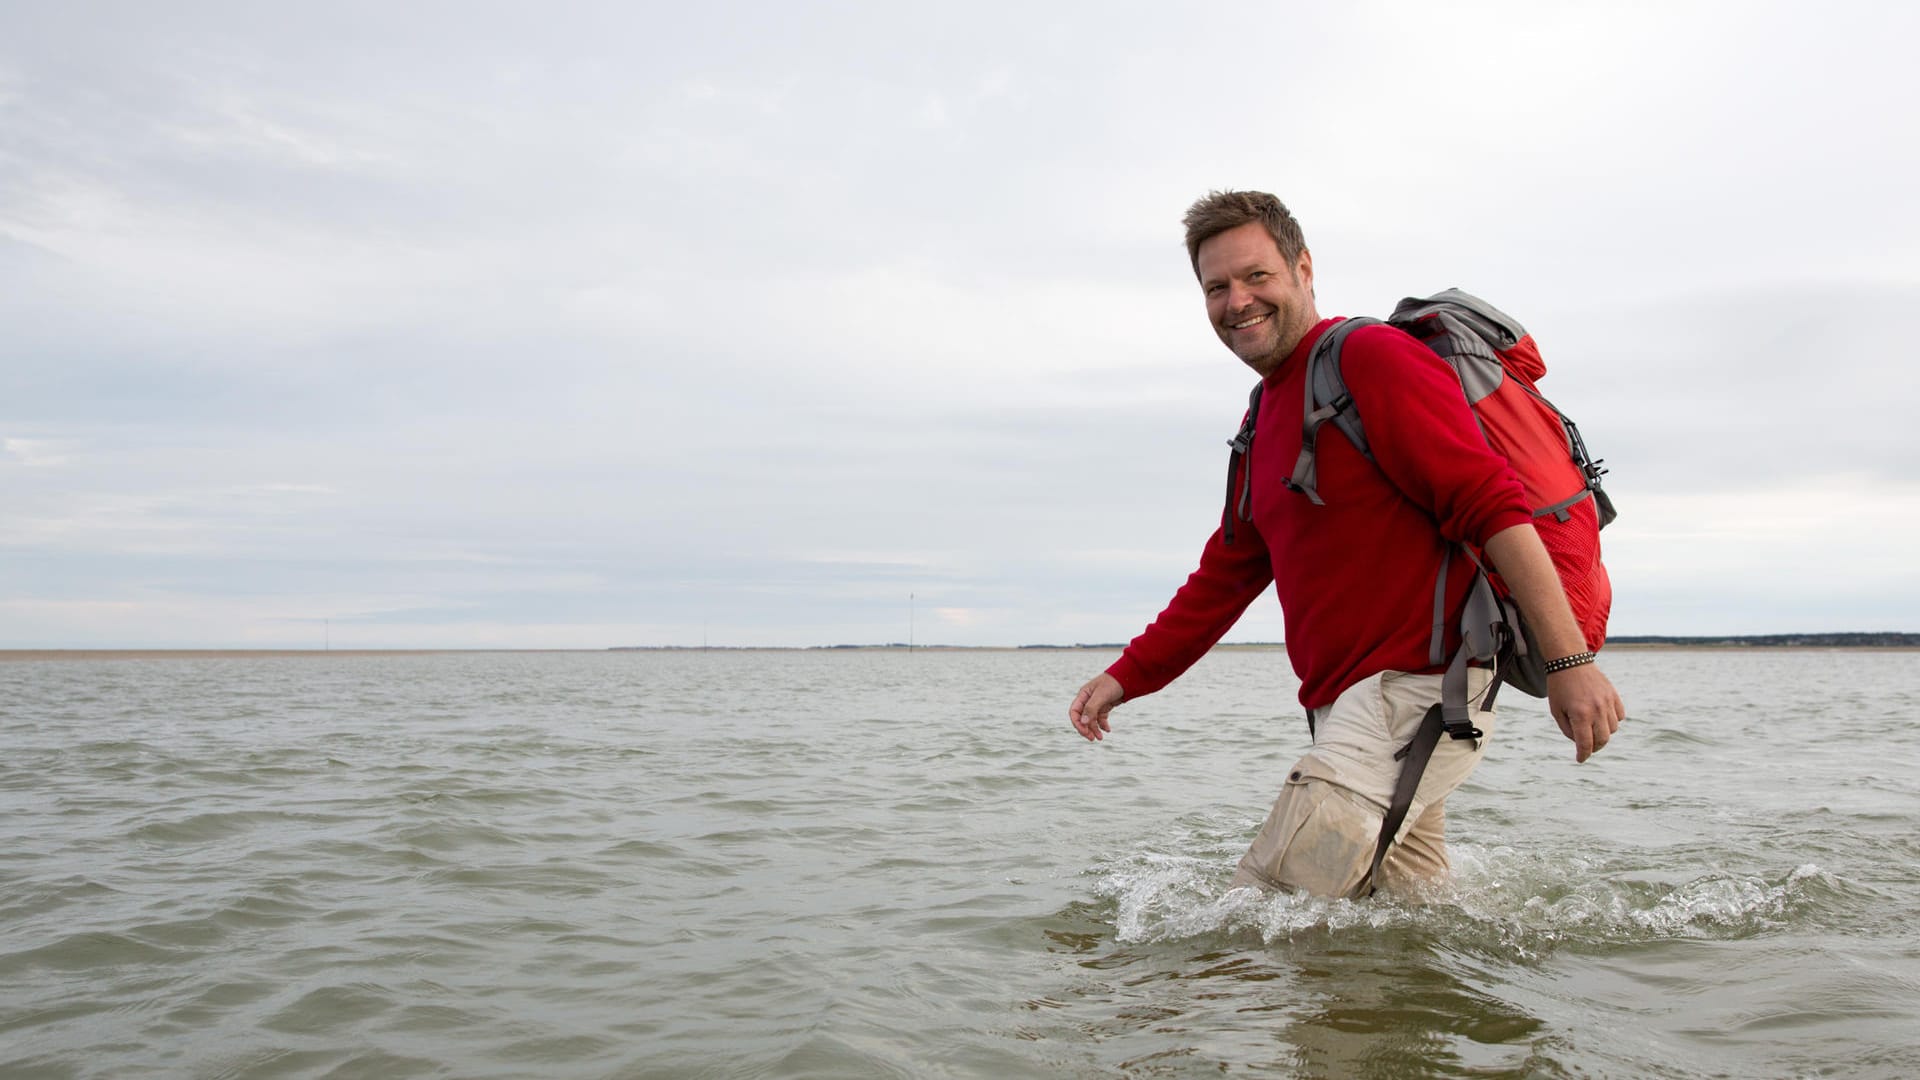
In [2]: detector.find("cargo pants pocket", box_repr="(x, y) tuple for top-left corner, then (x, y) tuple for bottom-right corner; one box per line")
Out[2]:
(1231, 757), (1384, 900)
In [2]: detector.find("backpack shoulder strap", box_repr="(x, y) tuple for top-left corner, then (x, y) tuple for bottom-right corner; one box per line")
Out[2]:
(1285, 317), (1380, 505)
(1221, 381), (1264, 545)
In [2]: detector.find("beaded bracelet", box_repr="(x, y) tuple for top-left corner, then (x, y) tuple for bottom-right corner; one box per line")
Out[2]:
(1543, 651), (1597, 675)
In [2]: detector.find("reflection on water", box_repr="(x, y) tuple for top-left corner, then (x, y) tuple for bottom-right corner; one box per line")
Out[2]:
(1029, 899), (1552, 1077)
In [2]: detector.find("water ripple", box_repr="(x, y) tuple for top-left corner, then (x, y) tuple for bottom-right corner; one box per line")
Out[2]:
(0, 648), (1916, 1078)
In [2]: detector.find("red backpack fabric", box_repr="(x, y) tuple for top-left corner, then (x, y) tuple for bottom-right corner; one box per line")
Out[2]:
(1391, 294), (1613, 670)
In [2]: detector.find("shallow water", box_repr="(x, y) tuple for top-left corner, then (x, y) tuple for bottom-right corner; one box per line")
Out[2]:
(1, 648), (1916, 1078)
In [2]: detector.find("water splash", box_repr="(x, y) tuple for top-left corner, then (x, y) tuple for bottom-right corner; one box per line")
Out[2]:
(1087, 846), (1429, 945)
(1089, 842), (1847, 953)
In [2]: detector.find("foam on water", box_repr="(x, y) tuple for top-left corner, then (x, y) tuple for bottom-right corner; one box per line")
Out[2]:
(1089, 840), (1847, 955)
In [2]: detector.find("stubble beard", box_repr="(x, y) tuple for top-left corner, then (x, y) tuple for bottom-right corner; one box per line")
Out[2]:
(1225, 311), (1298, 378)
(1237, 337), (1287, 377)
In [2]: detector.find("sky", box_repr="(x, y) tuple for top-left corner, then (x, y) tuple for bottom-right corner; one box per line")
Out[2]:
(2, 0), (1917, 649)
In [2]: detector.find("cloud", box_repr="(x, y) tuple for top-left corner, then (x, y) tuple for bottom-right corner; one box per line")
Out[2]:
(1605, 474), (1920, 634)
(1, 437), (70, 466)
(0, 1), (1915, 647)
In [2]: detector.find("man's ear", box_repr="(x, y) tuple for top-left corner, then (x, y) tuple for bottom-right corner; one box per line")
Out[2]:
(1297, 249), (1314, 297)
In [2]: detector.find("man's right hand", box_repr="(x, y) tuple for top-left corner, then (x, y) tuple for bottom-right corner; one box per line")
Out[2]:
(1068, 673), (1124, 742)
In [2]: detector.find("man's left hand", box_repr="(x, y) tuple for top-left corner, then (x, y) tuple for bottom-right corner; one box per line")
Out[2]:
(1547, 663), (1624, 763)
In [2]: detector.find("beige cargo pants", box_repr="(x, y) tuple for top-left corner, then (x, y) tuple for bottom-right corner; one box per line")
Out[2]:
(1230, 668), (1495, 899)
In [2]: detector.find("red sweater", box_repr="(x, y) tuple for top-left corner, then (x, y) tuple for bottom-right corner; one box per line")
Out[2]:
(1107, 318), (1533, 710)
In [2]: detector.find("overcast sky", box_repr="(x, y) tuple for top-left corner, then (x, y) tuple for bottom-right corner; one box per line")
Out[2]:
(3, 1), (1916, 649)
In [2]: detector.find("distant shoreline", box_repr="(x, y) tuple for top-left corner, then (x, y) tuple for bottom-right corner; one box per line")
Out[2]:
(3, 637), (1918, 661)
(0, 649), (568, 661)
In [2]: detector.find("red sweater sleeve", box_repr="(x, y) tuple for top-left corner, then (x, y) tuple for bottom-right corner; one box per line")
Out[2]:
(1340, 325), (1532, 546)
(1105, 522), (1274, 701)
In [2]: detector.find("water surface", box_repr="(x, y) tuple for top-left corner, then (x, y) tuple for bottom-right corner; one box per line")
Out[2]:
(2, 648), (1915, 1077)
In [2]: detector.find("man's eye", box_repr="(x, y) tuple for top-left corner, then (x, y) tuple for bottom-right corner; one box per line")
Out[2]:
(1248, 271), (1268, 281)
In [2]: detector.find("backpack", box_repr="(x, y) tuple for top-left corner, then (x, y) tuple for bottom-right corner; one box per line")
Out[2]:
(1221, 289), (1616, 892)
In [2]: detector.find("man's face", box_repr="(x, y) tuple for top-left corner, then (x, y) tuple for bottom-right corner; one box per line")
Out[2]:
(1196, 221), (1317, 377)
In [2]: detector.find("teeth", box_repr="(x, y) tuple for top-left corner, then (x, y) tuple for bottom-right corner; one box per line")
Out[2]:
(1231, 314), (1269, 329)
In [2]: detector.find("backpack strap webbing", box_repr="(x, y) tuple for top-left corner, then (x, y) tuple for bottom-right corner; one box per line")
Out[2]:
(1287, 317), (1379, 505)
(1367, 703), (1444, 893)
(1222, 382), (1263, 545)
(1366, 556), (1510, 896)
(1366, 662), (1501, 897)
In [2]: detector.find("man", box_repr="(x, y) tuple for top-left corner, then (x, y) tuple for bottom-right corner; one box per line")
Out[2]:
(1067, 190), (1624, 898)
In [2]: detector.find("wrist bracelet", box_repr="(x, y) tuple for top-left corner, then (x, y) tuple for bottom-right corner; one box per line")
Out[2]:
(1543, 651), (1596, 675)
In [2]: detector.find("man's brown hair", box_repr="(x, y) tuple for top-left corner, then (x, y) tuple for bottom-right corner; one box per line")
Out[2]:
(1182, 190), (1307, 280)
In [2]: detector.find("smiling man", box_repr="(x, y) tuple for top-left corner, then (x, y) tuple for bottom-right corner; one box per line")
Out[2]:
(1067, 190), (1624, 899)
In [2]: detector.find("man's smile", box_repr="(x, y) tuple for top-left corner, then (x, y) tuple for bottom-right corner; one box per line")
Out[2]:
(1229, 312), (1272, 330)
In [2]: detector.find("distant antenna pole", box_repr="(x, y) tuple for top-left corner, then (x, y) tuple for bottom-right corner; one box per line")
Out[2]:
(909, 593), (915, 651)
